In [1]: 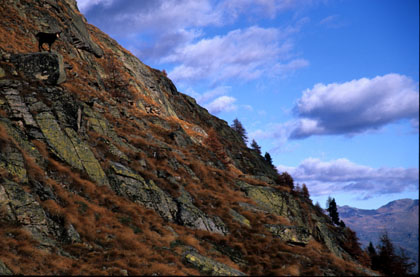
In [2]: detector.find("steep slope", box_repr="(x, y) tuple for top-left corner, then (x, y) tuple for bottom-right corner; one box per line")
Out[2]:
(339, 199), (419, 272)
(0, 0), (378, 275)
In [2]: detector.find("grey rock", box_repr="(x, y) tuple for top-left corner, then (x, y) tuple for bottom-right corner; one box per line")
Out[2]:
(109, 162), (178, 221)
(63, 5), (104, 57)
(176, 187), (228, 235)
(0, 260), (13, 275)
(64, 223), (82, 243)
(265, 224), (312, 245)
(9, 52), (66, 85)
(0, 179), (54, 246)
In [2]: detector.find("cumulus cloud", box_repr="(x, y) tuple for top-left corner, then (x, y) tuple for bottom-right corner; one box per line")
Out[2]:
(290, 73), (419, 138)
(277, 158), (419, 198)
(205, 96), (237, 114)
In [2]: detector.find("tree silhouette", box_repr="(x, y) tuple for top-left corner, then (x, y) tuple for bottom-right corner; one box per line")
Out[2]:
(250, 139), (261, 155)
(264, 152), (274, 167)
(374, 232), (415, 276)
(367, 241), (380, 271)
(231, 118), (248, 144)
(326, 197), (340, 225)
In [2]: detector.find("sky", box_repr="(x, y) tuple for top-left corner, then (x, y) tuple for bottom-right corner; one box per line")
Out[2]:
(76, 0), (419, 209)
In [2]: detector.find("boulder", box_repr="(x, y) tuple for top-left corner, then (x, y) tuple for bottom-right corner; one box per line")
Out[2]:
(265, 224), (312, 245)
(9, 53), (66, 85)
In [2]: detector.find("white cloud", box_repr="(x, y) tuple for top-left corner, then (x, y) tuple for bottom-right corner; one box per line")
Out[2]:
(165, 26), (304, 84)
(290, 73), (419, 138)
(205, 96), (237, 114)
(277, 158), (419, 198)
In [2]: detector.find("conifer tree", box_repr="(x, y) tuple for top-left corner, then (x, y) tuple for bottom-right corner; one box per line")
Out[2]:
(367, 241), (379, 271)
(250, 139), (261, 155)
(264, 152), (274, 167)
(327, 197), (340, 225)
(231, 118), (248, 144)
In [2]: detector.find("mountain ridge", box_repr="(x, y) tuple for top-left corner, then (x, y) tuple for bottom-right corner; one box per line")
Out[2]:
(338, 198), (419, 273)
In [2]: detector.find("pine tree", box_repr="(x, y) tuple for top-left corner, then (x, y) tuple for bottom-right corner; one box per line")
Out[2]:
(367, 241), (379, 270)
(327, 197), (340, 225)
(250, 139), (261, 155)
(231, 118), (248, 144)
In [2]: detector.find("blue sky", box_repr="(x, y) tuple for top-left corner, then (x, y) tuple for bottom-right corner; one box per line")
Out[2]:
(76, 0), (419, 209)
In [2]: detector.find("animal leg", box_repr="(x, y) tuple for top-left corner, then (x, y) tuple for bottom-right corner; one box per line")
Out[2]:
(39, 42), (46, 52)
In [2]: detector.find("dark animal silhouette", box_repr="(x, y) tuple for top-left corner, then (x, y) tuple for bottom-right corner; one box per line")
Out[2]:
(35, 31), (61, 52)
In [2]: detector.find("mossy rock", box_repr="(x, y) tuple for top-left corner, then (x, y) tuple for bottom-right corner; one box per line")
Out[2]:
(35, 112), (109, 186)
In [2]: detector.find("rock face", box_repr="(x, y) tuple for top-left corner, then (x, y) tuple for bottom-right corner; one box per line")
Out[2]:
(0, 0), (378, 276)
(9, 53), (66, 85)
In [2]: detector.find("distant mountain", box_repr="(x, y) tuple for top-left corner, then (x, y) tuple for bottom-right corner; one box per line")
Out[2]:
(338, 199), (419, 272)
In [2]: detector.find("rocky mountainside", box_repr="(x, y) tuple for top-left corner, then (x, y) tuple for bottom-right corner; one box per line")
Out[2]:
(338, 199), (419, 272)
(0, 0), (378, 275)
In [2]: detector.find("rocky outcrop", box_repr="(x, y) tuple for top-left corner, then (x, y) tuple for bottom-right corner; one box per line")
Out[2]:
(0, 179), (53, 246)
(183, 249), (245, 276)
(235, 180), (306, 225)
(176, 187), (228, 235)
(109, 162), (178, 221)
(266, 224), (312, 245)
(8, 53), (66, 85)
